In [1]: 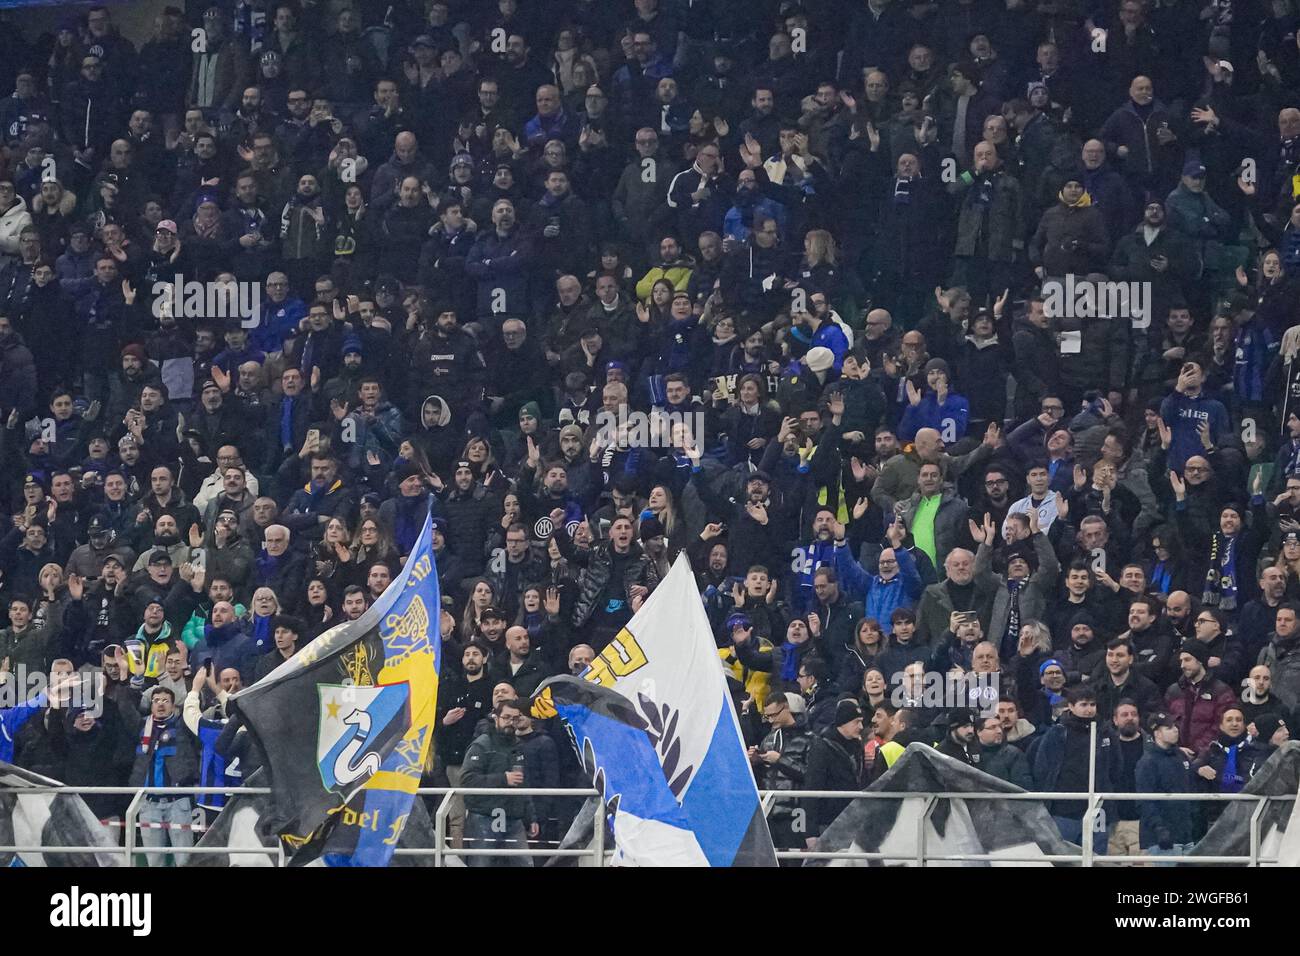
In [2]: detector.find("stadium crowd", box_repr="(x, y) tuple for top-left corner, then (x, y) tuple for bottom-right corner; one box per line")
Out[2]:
(0, 0), (1299, 865)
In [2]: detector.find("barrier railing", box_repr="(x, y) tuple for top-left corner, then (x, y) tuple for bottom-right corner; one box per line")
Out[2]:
(1, 784), (1291, 866)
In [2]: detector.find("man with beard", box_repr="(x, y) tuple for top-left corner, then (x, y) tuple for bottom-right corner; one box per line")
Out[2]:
(1165, 643), (1238, 756)
(278, 174), (331, 298)
(1094, 637), (1163, 720)
(461, 698), (539, 866)
(936, 708), (981, 767)
(686, 456), (785, 577)
(803, 698), (865, 850)
(405, 305), (487, 426)
(466, 199), (534, 329)
(1110, 199), (1195, 339)
(1257, 603), (1300, 714)
(1107, 699), (1146, 859)
(977, 714), (1033, 787)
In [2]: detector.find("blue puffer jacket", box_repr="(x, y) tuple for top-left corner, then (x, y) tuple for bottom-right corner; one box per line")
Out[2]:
(832, 543), (923, 635)
(897, 391), (970, 443)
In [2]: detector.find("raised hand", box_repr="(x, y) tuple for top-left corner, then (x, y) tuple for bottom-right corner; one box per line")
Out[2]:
(1169, 469), (1186, 501)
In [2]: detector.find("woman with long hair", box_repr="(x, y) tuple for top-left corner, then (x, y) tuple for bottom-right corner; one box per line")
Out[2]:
(460, 578), (498, 642)
(462, 436), (509, 497)
(346, 517), (400, 589)
(313, 516), (352, 586)
(799, 229), (849, 308)
(722, 373), (781, 467)
(860, 666), (889, 712)
(1277, 532), (1300, 600)
(644, 484), (688, 559)
(837, 618), (887, 695)
(640, 277), (676, 325)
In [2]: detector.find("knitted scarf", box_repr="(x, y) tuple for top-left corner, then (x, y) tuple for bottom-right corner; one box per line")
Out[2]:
(1202, 531), (1239, 611)
(1003, 578), (1023, 656)
(1219, 734), (1246, 793)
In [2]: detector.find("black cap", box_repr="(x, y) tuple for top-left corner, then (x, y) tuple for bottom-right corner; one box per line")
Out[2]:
(947, 707), (976, 729)
(1180, 640), (1212, 667)
(147, 549), (173, 565)
(1148, 711), (1177, 732)
(833, 699), (863, 726)
(1254, 713), (1286, 742)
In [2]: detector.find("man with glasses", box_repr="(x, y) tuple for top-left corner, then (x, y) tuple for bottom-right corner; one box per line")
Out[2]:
(250, 271), (305, 354)
(59, 54), (116, 157)
(613, 128), (676, 247)
(667, 140), (731, 243)
(461, 698), (539, 867)
(749, 691), (812, 855)
(861, 308), (901, 370)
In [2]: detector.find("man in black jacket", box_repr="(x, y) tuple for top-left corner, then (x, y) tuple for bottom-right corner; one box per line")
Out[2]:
(434, 641), (494, 848)
(804, 698), (865, 849)
(750, 691), (812, 854)
(460, 697), (538, 867)
(1092, 637), (1163, 720)
(936, 708), (981, 767)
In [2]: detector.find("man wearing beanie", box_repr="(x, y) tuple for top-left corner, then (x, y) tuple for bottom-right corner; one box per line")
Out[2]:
(897, 357), (969, 443)
(107, 342), (163, 425)
(1241, 714), (1290, 779)
(1164, 639), (1237, 755)
(936, 707), (980, 767)
(803, 697), (865, 847)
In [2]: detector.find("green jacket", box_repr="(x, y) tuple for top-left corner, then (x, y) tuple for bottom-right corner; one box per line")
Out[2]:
(0, 625), (59, 673)
(461, 727), (537, 824)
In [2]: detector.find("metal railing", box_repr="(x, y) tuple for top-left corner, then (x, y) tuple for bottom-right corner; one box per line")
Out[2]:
(1, 784), (1291, 866)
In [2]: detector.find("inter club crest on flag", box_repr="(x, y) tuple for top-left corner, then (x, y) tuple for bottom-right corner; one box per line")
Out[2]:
(316, 683), (411, 795)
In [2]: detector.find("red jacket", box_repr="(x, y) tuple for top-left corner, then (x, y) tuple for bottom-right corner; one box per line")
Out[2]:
(1165, 676), (1238, 755)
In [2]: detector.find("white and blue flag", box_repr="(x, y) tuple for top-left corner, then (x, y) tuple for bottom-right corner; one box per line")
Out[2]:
(534, 554), (776, 866)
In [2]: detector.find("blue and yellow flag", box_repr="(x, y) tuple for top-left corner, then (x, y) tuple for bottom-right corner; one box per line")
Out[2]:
(232, 512), (442, 866)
